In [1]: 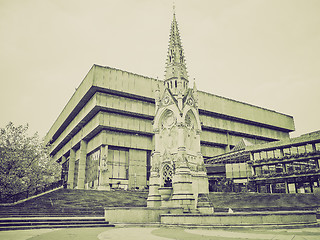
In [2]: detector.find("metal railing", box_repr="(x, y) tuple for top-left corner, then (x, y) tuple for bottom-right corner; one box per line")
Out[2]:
(0, 179), (64, 204)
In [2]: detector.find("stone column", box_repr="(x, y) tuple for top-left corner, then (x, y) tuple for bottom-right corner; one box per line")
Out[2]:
(61, 156), (67, 183)
(77, 140), (87, 189)
(67, 148), (76, 189)
(177, 124), (184, 150)
(147, 152), (161, 207)
(282, 163), (287, 172)
(285, 181), (289, 193)
(98, 144), (110, 190)
(310, 181), (314, 193)
(195, 129), (201, 153)
(225, 132), (230, 152)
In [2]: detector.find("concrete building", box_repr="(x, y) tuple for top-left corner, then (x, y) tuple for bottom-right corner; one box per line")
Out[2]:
(206, 131), (320, 194)
(45, 13), (295, 191)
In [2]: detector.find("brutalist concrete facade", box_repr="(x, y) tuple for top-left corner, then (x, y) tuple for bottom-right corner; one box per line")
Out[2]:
(45, 64), (295, 190)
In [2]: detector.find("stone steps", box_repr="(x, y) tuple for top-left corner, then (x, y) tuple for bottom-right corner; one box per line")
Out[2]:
(0, 217), (114, 231)
(0, 189), (146, 230)
(197, 194), (214, 214)
(0, 188), (148, 219)
(0, 213), (104, 218)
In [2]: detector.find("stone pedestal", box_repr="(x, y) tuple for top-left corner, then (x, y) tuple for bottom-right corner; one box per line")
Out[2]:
(147, 172), (161, 208)
(191, 171), (209, 195)
(171, 166), (195, 212)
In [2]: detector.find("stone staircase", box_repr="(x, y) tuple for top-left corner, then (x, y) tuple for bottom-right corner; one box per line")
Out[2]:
(0, 188), (148, 230)
(196, 194), (214, 214)
(1, 189), (319, 230)
(0, 216), (114, 231)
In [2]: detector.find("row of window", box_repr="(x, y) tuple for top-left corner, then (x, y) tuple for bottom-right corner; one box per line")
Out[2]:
(252, 143), (320, 161)
(165, 79), (188, 90)
(254, 159), (319, 176)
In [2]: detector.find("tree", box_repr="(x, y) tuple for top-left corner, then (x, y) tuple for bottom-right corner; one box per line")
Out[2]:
(0, 122), (61, 198)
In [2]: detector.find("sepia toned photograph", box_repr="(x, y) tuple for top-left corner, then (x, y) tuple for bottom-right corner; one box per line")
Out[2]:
(0, 0), (320, 239)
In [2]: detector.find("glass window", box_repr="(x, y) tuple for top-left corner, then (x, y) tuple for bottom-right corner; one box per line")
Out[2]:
(291, 147), (299, 156)
(226, 164), (233, 179)
(255, 166), (262, 176)
(305, 144), (314, 153)
(283, 148), (291, 157)
(232, 163), (240, 178)
(85, 149), (100, 184)
(253, 152), (260, 161)
(275, 163), (283, 173)
(274, 149), (282, 158)
(269, 164), (276, 173)
(239, 163), (247, 178)
(297, 145), (306, 155)
(286, 162), (293, 173)
(260, 151), (267, 160)
(262, 165), (269, 174)
(108, 148), (129, 179)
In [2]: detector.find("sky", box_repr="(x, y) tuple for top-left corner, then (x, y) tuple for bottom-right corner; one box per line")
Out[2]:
(0, 0), (319, 139)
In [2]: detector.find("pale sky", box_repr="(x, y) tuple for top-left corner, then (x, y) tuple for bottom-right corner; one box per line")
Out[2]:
(0, 0), (319, 139)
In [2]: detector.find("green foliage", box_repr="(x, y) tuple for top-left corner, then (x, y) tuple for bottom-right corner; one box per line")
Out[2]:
(0, 122), (61, 198)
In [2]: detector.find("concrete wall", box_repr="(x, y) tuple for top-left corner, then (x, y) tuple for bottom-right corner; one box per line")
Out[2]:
(104, 207), (316, 226)
(105, 207), (183, 223)
(161, 211), (317, 226)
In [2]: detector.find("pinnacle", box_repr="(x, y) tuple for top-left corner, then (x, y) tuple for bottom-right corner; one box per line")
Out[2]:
(164, 10), (189, 96)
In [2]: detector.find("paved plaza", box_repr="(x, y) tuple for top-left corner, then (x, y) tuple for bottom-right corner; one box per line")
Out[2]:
(1, 226), (320, 240)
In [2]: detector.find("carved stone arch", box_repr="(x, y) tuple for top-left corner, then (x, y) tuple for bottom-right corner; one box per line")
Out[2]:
(153, 98), (178, 128)
(153, 107), (168, 129)
(158, 109), (177, 130)
(184, 109), (201, 131)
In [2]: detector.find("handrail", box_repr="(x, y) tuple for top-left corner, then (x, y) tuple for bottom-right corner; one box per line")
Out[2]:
(0, 179), (65, 204)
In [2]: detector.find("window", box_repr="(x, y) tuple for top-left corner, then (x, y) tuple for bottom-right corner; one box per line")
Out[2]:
(85, 149), (101, 184)
(162, 164), (173, 187)
(108, 148), (129, 179)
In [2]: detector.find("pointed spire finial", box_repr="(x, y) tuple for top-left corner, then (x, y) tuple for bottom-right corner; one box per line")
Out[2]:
(193, 78), (198, 93)
(173, 0), (175, 15)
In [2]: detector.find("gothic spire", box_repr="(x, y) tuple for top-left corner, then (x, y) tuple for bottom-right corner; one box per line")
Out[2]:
(164, 10), (189, 96)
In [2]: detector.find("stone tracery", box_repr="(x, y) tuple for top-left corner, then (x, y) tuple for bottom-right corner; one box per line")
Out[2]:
(162, 164), (173, 187)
